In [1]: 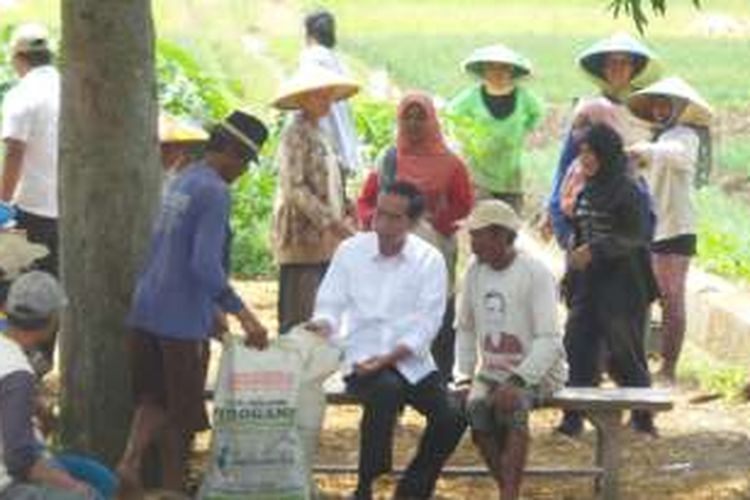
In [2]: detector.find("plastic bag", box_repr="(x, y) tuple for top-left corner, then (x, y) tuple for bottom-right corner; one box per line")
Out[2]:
(199, 326), (341, 500)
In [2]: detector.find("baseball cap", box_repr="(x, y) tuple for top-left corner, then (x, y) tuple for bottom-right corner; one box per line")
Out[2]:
(463, 199), (521, 233)
(6, 271), (67, 324)
(10, 23), (51, 55)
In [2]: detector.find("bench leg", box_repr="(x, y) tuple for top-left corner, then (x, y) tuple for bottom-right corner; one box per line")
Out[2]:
(588, 410), (622, 500)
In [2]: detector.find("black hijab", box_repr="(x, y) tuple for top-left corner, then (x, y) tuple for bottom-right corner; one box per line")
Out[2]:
(580, 123), (630, 211)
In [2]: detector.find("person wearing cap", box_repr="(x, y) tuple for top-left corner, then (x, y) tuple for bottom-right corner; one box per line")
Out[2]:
(1, 23), (61, 370)
(356, 91), (473, 380)
(1, 24), (60, 278)
(300, 9), (361, 181)
(158, 112), (208, 195)
(446, 43), (544, 213)
(116, 111), (270, 496)
(626, 77), (712, 383)
(546, 32), (659, 247)
(0, 271), (100, 499)
(308, 181), (465, 500)
(272, 64), (359, 335)
(557, 123), (659, 437)
(453, 200), (566, 500)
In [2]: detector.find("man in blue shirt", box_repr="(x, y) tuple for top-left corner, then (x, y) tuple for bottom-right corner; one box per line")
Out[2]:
(116, 111), (270, 497)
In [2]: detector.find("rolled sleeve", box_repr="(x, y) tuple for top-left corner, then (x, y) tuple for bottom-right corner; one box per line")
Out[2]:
(0, 371), (41, 479)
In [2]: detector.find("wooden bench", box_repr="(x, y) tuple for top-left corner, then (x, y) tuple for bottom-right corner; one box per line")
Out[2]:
(317, 375), (673, 500)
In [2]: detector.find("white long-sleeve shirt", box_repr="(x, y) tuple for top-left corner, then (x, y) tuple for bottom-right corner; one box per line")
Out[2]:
(454, 253), (567, 394)
(630, 125), (699, 243)
(313, 232), (447, 384)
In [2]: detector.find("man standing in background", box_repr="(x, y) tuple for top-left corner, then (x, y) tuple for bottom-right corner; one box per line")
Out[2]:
(1, 23), (60, 278)
(1, 23), (61, 367)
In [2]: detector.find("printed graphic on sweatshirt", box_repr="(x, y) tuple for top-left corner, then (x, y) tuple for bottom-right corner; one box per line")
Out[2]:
(482, 290), (523, 373)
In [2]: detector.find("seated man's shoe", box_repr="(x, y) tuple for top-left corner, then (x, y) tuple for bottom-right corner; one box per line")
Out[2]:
(629, 412), (659, 437)
(555, 412), (583, 437)
(347, 485), (373, 500)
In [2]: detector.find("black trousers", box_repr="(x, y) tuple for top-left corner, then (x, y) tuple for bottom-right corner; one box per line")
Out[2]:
(16, 209), (58, 277)
(562, 271), (653, 425)
(430, 295), (455, 383)
(346, 368), (466, 498)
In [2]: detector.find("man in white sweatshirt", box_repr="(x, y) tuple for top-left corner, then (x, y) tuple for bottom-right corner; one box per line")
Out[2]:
(454, 200), (567, 500)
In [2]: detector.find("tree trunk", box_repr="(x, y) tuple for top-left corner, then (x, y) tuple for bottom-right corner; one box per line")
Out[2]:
(59, 0), (159, 466)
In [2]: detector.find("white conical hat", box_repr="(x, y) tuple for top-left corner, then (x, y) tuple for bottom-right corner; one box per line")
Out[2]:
(462, 43), (533, 79)
(627, 76), (713, 127)
(577, 32), (659, 87)
(0, 233), (48, 280)
(272, 65), (360, 110)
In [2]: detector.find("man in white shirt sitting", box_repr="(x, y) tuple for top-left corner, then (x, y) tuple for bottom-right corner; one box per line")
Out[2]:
(308, 181), (466, 499)
(454, 200), (567, 500)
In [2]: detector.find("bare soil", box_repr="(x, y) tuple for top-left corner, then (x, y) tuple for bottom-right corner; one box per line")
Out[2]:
(185, 281), (750, 499)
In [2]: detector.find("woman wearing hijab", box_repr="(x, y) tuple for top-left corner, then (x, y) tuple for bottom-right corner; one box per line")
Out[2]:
(627, 77), (713, 383)
(357, 92), (474, 378)
(558, 123), (659, 436)
(547, 32), (659, 247)
(446, 44), (543, 213)
(273, 65), (359, 334)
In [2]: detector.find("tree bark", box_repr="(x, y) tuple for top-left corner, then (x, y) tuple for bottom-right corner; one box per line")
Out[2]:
(59, 0), (159, 466)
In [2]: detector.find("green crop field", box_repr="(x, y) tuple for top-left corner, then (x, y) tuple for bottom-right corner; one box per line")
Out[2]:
(2, 0), (750, 281)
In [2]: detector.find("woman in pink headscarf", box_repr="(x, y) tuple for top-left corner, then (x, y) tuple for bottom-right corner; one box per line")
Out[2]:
(357, 92), (473, 378)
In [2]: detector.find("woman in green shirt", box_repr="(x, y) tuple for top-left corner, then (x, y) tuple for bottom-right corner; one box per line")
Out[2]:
(447, 44), (544, 213)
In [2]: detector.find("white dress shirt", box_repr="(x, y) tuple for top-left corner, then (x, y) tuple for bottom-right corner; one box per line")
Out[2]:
(313, 232), (447, 384)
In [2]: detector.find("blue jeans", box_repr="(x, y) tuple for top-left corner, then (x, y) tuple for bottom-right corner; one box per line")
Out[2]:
(52, 453), (117, 499)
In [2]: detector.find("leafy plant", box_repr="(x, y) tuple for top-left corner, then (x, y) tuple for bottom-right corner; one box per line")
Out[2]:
(156, 39), (236, 124)
(230, 163), (277, 278)
(609, 0), (702, 33)
(677, 342), (747, 401)
(695, 187), (750, 284)
(352, 98), (396, 163)
(0, 25), (19, 103)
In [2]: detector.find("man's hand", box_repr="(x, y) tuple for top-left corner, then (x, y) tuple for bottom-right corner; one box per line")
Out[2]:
(236, 308), (268, 350)
(569, 243), (592, 271)
(303, 319), (333, 339)
(211, 310), (229, 340)
(354, 355), (391, 376)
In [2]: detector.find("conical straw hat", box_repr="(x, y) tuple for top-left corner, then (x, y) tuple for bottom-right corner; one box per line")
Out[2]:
(577, 32), (659, 87)
(272, 65), (360, 110)
(627, 76), (713, 127)
(0, 233), (48, 280)
(159, 113), (209, 143)
(462, 43), (532, 79)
